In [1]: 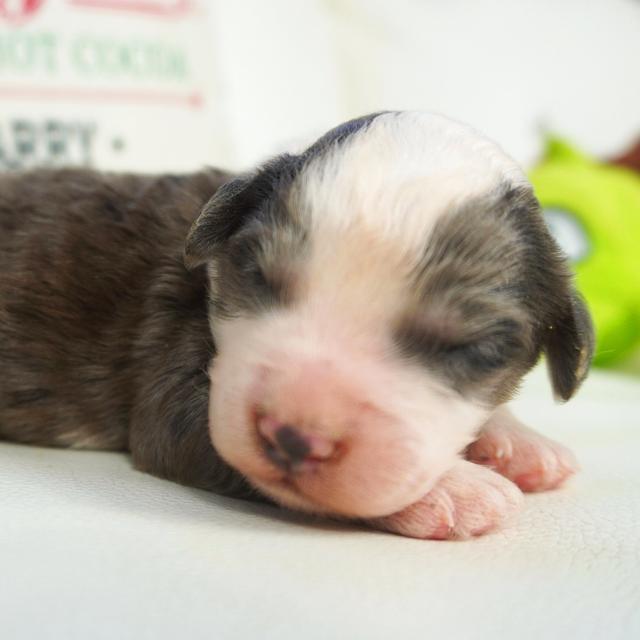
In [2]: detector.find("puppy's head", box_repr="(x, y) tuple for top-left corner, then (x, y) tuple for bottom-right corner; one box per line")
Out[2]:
(185, 112), (594, 518)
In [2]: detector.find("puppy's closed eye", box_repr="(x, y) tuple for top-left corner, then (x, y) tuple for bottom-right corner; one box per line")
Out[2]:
(220, 223), (301, 312)
(444, 318), (526, 371)
(395, 315), (526, 375)
(226, 226), (279, 299)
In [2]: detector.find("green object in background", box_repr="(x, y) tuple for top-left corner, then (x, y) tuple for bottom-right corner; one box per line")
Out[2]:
(529, 137), (640, 368)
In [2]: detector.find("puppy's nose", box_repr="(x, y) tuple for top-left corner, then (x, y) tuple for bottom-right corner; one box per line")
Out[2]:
(257, 416), (335, 470)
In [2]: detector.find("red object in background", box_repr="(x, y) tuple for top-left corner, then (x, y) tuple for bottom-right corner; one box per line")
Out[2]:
(0, 0), (193, 22)
(0, 0), (45, 22)
(68, 0), (192, 16)
(610, 139), (640, 175)
(0, 85), (203, 108)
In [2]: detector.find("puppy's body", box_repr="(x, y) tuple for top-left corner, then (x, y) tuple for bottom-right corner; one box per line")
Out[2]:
(0, 112), (594, 538)
(0, 168), (253, 497)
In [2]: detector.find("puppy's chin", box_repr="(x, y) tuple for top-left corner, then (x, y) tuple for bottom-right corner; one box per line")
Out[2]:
(244, 468), (440, 519)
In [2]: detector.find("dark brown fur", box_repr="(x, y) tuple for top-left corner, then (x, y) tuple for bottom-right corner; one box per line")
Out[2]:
(0, 167), (256, 498)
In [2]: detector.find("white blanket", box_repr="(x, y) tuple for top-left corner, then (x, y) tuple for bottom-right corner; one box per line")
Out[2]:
(1, 366), (639, 640)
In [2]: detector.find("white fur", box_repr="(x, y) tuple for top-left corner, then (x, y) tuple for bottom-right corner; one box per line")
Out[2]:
(290, 111), (527, 261)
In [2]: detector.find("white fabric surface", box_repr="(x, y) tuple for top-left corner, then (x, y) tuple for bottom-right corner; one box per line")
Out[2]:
(1, 366), (639, 640)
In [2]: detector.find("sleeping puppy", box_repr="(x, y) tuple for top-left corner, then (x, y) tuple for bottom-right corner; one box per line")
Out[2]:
(0, 111), (594, 539)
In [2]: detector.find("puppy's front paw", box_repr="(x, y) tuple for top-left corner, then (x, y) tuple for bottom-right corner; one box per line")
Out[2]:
(466, 408), (579, 493)
(367, 461), (523, 540)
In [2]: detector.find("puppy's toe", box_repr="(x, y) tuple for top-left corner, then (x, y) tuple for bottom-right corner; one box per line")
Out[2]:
(467, 418), (579, 493)
(367, 461), (523, 540)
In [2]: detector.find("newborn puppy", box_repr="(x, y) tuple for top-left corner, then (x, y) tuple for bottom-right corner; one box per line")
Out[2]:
(0, 111), (593, 539)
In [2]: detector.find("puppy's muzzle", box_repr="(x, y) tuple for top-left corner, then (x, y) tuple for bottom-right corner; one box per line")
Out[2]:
(231, 359), (441, 517)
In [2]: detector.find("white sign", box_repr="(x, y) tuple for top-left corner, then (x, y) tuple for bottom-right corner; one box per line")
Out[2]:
(0, 0), (226, 171)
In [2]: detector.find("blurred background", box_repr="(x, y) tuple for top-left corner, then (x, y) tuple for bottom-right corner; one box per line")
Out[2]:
(1, 0), (639, 371)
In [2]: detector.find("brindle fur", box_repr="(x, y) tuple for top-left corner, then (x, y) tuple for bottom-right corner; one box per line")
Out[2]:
(0, 167), (256, 499)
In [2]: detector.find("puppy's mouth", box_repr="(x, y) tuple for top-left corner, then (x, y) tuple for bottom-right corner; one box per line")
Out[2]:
(229, 411), (347, 511)
(246, 425), (430, 518)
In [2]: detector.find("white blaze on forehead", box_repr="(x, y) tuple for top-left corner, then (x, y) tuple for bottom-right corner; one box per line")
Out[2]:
(290, 111), (527, 261)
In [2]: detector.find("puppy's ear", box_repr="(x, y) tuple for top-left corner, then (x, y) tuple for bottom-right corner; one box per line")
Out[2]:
(184, 154), (296, 268)
(508, 185), (595, 401)
(543, 290), (594, 401)
(183, 175), (253, 269)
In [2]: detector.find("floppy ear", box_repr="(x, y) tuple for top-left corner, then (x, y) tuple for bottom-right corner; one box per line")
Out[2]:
(543, 291), (595, 401)
(507, 185), (595, 401)
(184, 175), (254, 268)
(184, 154), (296, 269)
